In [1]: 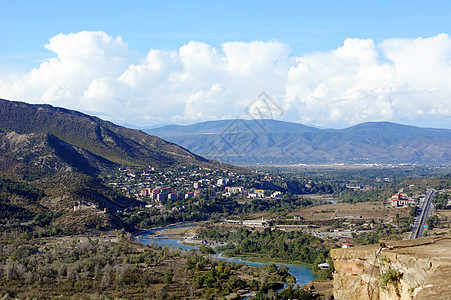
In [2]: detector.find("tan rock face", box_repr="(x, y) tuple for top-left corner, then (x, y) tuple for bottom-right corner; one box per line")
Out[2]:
(334, 261), (365, 275)
(333, 273), (380, 300)
(331, 235), (451, 300)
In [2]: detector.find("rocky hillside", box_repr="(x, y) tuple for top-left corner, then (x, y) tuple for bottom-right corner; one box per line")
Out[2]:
(0, 131), (115, 177)
(0, 98), (241, 234)
(0, 98), (216, 169)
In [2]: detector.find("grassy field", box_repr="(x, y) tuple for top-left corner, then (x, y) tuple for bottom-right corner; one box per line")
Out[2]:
(288, 201), (391, 222)
(426, 209), (451, 236)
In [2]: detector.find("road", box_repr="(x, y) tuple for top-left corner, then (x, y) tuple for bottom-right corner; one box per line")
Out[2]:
(409, 189), (435, 239)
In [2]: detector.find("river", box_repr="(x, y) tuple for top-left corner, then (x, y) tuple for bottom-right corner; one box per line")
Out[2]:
(135, 225), (315, 286)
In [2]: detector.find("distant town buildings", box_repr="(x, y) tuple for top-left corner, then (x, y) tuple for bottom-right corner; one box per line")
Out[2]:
(156, 193), (166, 202)
(271, 191), (282, 198)
(140, 188), (151, 197)
(168, 193), (178, 201)
(113, 165), (292, 213)
(216, 178), (230, 186)
(140, 187), (177, 203)
(346, 184), (362, 190)
(334, 212), (362, 219)
(225, 186), (244, 194)
(224, 218), (269, 227)
(254, 189), (265, 198)
(391, 193), (414, 208)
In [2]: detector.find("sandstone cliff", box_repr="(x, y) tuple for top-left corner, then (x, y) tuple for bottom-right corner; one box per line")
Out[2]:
(331, 235), (451, 300)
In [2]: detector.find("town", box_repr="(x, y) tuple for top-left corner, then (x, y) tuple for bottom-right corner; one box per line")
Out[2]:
(100, 164), (451, 247)
(105, 165), (283, 207)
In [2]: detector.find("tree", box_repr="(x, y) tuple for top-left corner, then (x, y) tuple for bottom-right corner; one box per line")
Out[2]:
(316, 269), (332, 280)
(426, 215), (439, 230)
(165, 200), (173, 210)
(164, 269), (174, 284)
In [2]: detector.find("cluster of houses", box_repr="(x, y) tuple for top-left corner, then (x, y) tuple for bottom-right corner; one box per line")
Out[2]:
(139, 186), (206, 202)
(139, 187), (180, 202)
(391, 192), (415, 208)
(138, 177), (284, 204)
(140, 184), (283, 203)
(221, 186), (282, 199)
(106, 166), (292, 215)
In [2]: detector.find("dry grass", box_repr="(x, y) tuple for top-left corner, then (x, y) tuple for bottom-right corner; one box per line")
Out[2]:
(435, 209), (451, 219)
(289, 202), (391, 221)
(426, 209), (451, 236)
(152, 224), (200, 237)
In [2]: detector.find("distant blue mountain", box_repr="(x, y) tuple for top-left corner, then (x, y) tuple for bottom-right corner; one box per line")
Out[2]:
(145, 120), (451, 164)
(149, 119), (321, 135)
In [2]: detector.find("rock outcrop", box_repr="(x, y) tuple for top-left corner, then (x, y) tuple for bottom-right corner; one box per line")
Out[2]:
(331, 235), (451, 299)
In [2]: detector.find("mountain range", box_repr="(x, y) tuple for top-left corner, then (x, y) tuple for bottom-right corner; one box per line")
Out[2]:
(145, 119), (451, 164)
(1, 97), (450, 234)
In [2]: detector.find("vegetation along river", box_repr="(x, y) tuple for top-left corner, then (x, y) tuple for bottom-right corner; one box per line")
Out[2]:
(135, 224), (315, 286)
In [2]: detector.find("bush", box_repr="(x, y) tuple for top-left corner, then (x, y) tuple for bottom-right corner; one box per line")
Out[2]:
(380, 267), (402, 294)
(316, 269), (332, 280)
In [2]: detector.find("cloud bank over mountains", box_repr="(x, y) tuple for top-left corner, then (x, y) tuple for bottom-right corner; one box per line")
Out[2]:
(1, 31), (450, 128)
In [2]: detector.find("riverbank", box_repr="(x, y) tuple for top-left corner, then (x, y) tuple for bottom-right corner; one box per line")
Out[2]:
(142, 222), (318, 268)
(136, 225), (317, 287)
(180, 239), (312, 266)
(215, 253), (313, 267)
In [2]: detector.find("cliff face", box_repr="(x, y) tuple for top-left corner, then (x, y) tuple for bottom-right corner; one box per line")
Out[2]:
(330, 236), (451, 300)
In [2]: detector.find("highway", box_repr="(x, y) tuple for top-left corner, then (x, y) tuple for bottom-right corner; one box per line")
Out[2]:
(409, 189), (435, 239)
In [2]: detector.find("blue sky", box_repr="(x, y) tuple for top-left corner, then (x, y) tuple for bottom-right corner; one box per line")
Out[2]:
(1, 0), (451, 128)
(4, 1), (450, 59)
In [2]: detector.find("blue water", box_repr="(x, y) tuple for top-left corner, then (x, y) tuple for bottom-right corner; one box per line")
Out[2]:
(139, 235), (199, 251)
(215, 254), (315, 285)
(136, 228), (315, 285)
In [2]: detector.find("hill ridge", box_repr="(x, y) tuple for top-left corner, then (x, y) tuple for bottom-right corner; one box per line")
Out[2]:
(0, 98), (224, 170)
(145, 119), (451, 164)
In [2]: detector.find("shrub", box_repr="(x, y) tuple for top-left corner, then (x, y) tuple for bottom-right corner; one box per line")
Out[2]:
(380, 267), (402, 294)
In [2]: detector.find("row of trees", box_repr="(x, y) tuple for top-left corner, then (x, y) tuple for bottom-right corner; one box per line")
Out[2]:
(434, 191), (451, 209)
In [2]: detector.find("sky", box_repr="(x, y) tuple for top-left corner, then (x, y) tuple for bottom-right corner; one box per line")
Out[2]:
(1, 0), (451, 129)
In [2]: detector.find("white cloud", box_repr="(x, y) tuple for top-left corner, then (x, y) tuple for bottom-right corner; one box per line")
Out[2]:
(0, 31), (450, 128)
(0, 31), (136, 109)
(285, 35), (451, 127)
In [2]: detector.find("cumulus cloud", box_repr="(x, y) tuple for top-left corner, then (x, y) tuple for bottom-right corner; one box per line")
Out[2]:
(285, 35), (451, 127)
(0, 31), (450, 128)
(0, 31), (136, 109)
